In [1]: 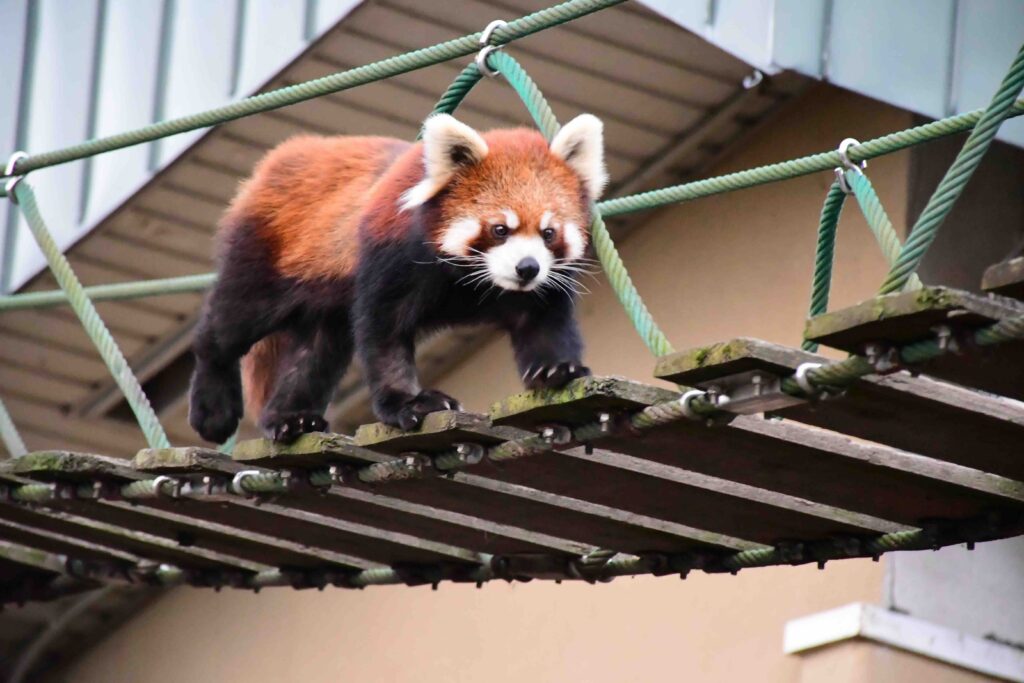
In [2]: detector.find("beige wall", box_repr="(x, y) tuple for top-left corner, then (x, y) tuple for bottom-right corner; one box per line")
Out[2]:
(797, 641), (999, 683)
(62, 86), (946, 683)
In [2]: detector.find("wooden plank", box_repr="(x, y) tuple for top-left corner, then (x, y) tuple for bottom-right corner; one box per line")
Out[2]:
(0, 516), (140, 566)
(490, 378), (1024, 534)
(0, 454), (373, 571)
(229, 434), (724, 554)
(658, 338), (1024, 480)
(0, 495), (260, 572)
(982, 256), (1024, 301)
(141, 446), (591, 558)
(490, 376), (674, 429)
(805, 287), (1024, 401)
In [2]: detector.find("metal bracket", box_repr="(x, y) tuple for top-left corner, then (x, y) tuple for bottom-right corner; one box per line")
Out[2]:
(539, 424), (572, 445)
(863, 342), (903, 375)
(698, 370), (806, 415)
(475, 19), (508, 77)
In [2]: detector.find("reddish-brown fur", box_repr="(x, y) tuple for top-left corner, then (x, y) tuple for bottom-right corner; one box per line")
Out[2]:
(222, 128), (589, 422)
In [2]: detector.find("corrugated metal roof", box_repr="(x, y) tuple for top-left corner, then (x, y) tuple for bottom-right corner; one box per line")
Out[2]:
(641, 0), (1024, 148)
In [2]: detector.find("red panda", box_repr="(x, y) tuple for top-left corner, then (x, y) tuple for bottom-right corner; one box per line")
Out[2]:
(189, 113), (607, 442)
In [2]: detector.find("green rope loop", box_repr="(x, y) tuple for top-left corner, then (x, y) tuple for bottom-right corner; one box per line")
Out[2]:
(802, 183), (846, 352)
(880, 43), (1024, 294)
(488, 50), (674, 356)
(846, 170), (922, 290)
(10, 182), (170, 449)
(428, 63), (484, 120)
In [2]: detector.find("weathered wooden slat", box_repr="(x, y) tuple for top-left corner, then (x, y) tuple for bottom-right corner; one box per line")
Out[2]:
(490, 378), (1024, 534)
(0, 454), (371, 571)
(0, 494), (258, 572)
(982, 256), (1024, 301)
(804, 286), (1024, 401)
(657, 338), (1024, 480)
(136, 446), (551, 560)
(0, 517), (139, 566)
(231, 430), (745, 554)
(490, 376), (672, 429)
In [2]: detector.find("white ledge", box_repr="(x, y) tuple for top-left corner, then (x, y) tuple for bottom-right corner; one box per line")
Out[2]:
(783, 602), (1024, 682)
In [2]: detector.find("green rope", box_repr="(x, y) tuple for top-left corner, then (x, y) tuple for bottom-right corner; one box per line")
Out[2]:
(10, 182), (169, 449)
(0, 396), (27, 457)
(802, 183), (846, 352)
(844, 171), (921, 289)
(428, 63), (484, 119)
(488, 50), (674, 356)
(597, 100), (1024, 218)
(0, 273), (215, 311)
(2, 102), (1023, 311)
(880, 43), (1024, 294)
(0, 0), (625, 178)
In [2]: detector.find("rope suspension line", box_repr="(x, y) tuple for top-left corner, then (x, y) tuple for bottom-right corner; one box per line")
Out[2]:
(8, 182), (169, 450)
(879, 42), (1024, 294)
(0, 0), (625, 178)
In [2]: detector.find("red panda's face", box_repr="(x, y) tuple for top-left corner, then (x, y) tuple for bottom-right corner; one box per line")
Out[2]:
(402, 114), (607, 293)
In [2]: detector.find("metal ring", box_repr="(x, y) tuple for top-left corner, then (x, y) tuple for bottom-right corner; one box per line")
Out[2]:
(794, 362), (823, 396)
(4, 151), (27, 178)
(475, 19), (508, 77)
(151, 475), (178, 498)
(837, 138), (866, 174)
(231, 469), (262, 496)
(678, 389), (707, 421)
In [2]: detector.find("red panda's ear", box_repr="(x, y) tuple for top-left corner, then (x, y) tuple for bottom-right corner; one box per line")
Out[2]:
(400, 114), (489, 211)
(550, 114), (608, 200)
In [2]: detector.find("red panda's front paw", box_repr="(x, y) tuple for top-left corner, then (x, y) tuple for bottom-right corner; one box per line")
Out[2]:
(523, 362), (591, 391)
(394, 390), (462, 431)
(262, 412), (329, 443)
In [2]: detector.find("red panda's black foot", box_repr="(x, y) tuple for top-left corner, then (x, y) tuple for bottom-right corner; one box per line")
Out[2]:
(523, 362), (591, 391)
(262, 412), (329, 443)
(391, 390), (462, 431)
(189, 365), (243, 444)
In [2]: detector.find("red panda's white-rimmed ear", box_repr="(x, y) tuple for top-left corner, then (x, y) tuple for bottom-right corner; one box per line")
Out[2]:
(550, 114), (608, 200)
(400, 114), (489, 211)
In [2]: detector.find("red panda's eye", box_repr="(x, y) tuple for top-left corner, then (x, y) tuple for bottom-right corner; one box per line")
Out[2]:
(542, 227), (556, 242)
(492, 224), (509, 239)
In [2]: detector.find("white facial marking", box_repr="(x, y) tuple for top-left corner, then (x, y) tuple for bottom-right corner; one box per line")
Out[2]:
(562, 221), (586, 261)
(540, 210), (554, 230)
(485, 234), (553, 291)
(501, 209), (520, 230)
(439, 217), (482, 256)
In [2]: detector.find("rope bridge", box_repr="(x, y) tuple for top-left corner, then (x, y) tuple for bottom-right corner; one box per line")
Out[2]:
(1, 0), (1024, 602)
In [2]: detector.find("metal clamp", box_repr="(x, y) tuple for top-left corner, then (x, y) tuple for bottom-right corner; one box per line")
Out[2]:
(231, 469), (263, 496)
(834, 137), (866, 194)
(793, 362), (823, 396)
(151, 475), (182, 499)
(4, 151), (28, 201)
(475, 19), (508, 77)
(677, 389), (707, 421)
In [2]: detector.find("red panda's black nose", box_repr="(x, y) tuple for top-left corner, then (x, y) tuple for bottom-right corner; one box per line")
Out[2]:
(516, 257), (540, 282)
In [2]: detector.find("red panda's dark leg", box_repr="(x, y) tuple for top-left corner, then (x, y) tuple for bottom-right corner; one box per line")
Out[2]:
(189, 225), (291, 443)
(508, 295), (591, 390)
(259, 317), (352, 442)
(354, 263), (460, 430)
